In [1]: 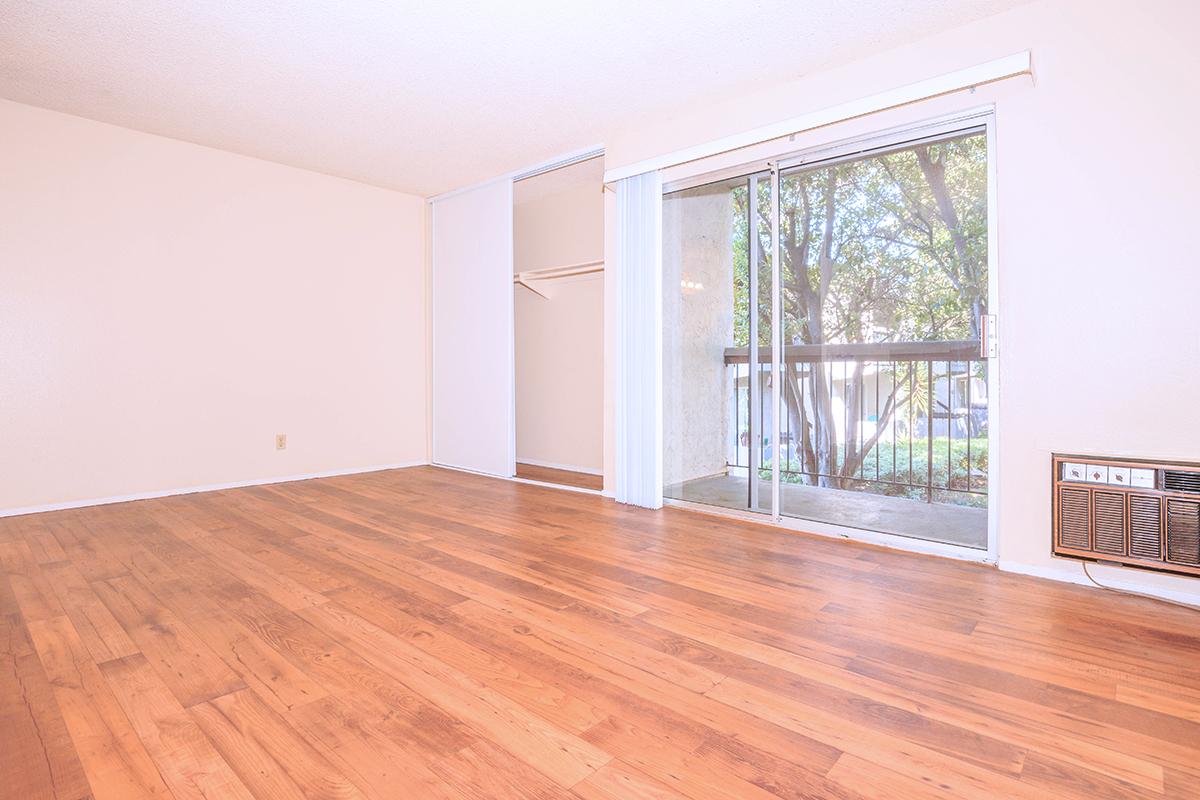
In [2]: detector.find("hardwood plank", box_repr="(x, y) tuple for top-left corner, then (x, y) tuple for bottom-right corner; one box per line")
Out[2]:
(215, 594), (477, 757)
(188, 688), (365, 800)
(516, 462), (604, 491)
(97, 653), (255, 799)
(41, 561), (140, 665)
(297, 599), (611, 787)
(825, 753), (962, 800)
(1165, 767), (1200, 800)
(91, 574), (247, 708)
(430, 738), (583, 800)
(0, 610), (93, 800)
(25, 614), (173, 799)
(705, 676), (1044, 800)
(2, 540), (67, 623)
(3, 465), (1199, 799)
(284, 692), (465, 799)
(184, 533), (329, 611)
(581, 715), (786, 800)
(573, 760), (690, 800)
(167, 596), (331, 714)
(449, 599), (847, 791)
(327, 584), (607, 733)
(1018, 750), (1155, 800)
(42, 513), (129, 583)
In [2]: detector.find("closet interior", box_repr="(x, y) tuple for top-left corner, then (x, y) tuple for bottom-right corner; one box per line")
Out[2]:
(512, 156), (605, 491)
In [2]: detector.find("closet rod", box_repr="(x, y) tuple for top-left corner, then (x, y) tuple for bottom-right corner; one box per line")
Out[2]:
(516, 259), (604, 278)
(513, 260), (604, 298)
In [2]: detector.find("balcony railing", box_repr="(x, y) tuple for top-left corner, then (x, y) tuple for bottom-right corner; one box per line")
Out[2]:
(724, 340), (987, 504)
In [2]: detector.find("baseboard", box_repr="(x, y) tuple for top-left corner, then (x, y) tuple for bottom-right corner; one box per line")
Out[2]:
(515, 458), (603, 476)
(0, 460), (429, 519)
(999, 559), (1200, 607)
(997, 560), (1091, 587)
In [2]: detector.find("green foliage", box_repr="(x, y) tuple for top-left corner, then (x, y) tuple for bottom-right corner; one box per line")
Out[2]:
(728, 132), (990, 496)
(732, 133), (988, 348)
(768, 436), (989, 508)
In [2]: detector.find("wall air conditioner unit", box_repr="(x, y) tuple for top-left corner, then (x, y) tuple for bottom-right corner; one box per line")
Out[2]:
(1052, 453), (1200, 577)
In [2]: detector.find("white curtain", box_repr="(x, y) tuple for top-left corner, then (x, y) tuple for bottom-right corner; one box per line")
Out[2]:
(615, 171), (663, 508)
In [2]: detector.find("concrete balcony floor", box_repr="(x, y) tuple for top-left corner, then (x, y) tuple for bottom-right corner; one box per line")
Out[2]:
(665, 473), (987, 549)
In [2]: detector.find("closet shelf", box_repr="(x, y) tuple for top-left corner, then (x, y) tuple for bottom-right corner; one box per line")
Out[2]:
(514, 259), (603, 298)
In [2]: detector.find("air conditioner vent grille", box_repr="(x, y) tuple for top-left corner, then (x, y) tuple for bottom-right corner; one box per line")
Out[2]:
(1093, 492), (1126, 556)
(1129, 495), (1163, 561)
(1053, 454), (1200, 579)
(1163, 470), (1200, 494)
(1167, 499), (1200, 565)
(1058, 487), (1091, 550)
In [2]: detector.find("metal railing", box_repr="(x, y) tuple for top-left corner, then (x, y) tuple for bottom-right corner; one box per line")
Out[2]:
(725, 340), (988, 502)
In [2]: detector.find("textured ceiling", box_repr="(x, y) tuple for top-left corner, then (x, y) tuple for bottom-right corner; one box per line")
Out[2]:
(0, 1), (1029, 196)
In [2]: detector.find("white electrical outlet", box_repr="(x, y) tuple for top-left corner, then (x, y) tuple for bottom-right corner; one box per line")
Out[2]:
(276, 433), (287, 450)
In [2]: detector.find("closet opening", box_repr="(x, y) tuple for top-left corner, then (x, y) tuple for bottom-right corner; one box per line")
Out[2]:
(512, 156), (605, 492)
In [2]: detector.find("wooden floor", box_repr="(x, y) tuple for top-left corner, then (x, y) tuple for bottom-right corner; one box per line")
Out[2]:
(516, 462), (604, 491)
(3, 467), (1200, 799)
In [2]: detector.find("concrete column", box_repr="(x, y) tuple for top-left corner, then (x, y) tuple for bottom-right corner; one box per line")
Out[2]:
(662, 184), (734, 488)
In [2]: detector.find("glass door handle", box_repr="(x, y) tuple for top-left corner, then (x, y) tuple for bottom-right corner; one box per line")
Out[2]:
(980, 314), (998, 358)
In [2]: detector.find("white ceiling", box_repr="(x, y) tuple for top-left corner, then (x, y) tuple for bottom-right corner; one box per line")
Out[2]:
(0, 1), (1028, 197)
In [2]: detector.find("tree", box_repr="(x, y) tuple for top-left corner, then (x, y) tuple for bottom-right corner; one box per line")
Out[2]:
(733, 132), (988, 491)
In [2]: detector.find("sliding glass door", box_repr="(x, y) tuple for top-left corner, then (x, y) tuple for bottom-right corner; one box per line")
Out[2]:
(662, 122), (991, 549)
(663, 171), (772, 514)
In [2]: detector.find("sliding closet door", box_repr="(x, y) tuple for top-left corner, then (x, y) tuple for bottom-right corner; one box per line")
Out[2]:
(431, 180), (515, 476)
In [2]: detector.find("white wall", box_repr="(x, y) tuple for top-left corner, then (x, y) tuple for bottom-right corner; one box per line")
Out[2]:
(514, 174), (604, 474)
(0, 99), (428, 513)
(603, 0), (1200, 603)
(514, 180), (604, 273)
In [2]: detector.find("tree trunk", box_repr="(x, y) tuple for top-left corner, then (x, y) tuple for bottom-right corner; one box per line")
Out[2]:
(916, 147), (985, 341)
